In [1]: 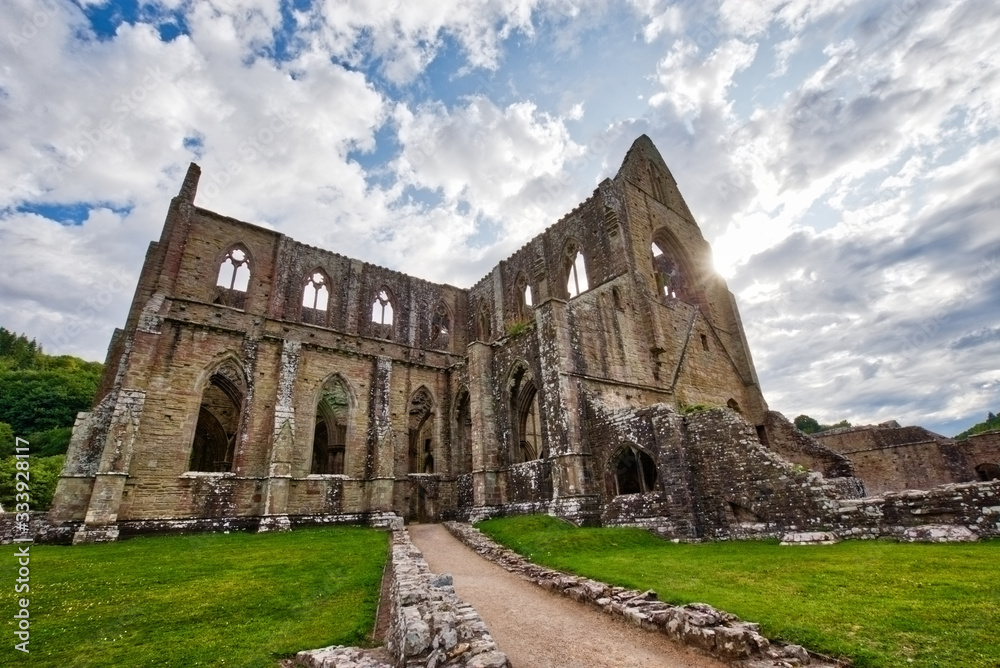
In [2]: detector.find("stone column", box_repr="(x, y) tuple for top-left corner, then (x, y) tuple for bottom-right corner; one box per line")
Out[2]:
(467, 341), (502, 509)
(258, 339), (300, 532)
(534, 298), (599, 524)
(73, 389), (146, 544)
(364, 357), (396, 513)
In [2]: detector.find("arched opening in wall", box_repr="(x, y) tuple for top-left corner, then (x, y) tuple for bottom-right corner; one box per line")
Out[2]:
(509, 364), (543, 464)
(477, 302), (492, 342)
(312, 376), (350, 475)
(301, 270), (330, 326)
(564, 246), (589, 299)
(975, 463), (1000, 481)
(727, 398), (742, 414)
(371, 288), (395, 339)
(408, 387), (435, 474)
(514, 272), (532, 320)
(428, 301), (451, 349)
(214, 246), (251, 309)
(454, 389), (473, 475)
(650, 241), (687, 300)
(611, 445), (657, 495)
(189, 361), (246, 472)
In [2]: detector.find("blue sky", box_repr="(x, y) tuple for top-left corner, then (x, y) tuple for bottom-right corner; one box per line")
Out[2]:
(1, 0), (998, 436)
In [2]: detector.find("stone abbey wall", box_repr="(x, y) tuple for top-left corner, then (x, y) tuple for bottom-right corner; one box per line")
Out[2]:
(43, 136), (1000, 544)
(813, 423), (1000, 495)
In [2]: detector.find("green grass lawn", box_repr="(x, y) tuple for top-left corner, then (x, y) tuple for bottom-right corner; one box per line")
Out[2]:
(477, 515), (1000, 668)
(2, 527), (388, 667)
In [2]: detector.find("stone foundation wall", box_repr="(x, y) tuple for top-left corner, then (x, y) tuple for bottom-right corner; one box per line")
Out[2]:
(829, 480), (1000, 539)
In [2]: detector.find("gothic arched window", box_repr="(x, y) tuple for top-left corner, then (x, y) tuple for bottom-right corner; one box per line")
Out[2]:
(312, 375), (350, 475)
(301, 271), (330, 326)
(214, 246), (251, 308)
(564, 245), (589, 299)
(612, 445), (657, 495)
(371, 288), (395, 339)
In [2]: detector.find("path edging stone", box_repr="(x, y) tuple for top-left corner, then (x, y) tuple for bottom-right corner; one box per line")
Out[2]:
(443, 521), (847, 668)
(296, 528), (510, 668)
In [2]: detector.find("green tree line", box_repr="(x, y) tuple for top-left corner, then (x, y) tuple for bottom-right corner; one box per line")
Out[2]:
(955, 411), (1000, 440)
(793, 414), (852, 434)
(0, 327), (102, 511)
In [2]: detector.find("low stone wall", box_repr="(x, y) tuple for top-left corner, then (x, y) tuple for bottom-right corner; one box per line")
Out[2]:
(830, 480), (1000, 539)
(10, 512), (403, 545)
(296, 528), (510, 668)
(443, 522), (845, 668)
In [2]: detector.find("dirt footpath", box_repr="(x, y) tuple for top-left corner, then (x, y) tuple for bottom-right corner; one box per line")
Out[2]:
(408, 524), (726, 668)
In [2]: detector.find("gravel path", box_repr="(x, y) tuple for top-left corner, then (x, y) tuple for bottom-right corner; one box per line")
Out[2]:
(408, 524), (727, 668)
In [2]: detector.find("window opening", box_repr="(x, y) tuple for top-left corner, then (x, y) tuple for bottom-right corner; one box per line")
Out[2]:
(613, 445), (657, 495)
(429, 302), (450, 347)
(510, 365), (543, 464)
(524, 284), (533, 307)
(701, 334), (709, 351)
(975, 463), (1000, 481)
(651, 242), (682, 299)
(303, 272), (329, 311)
(477, 303), (492, 342)
(371, 289), (394, 326)
(312, 377), (349, 474)
(217, 248), (250, 292)
(190, 362), (245, 472)
(455, 390), (473, 475)
(567, 251), (589, 298)
(408, 388), (434, 473)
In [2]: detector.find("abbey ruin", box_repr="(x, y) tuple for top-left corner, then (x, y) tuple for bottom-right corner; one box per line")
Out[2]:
(46, 136), (1000, 544)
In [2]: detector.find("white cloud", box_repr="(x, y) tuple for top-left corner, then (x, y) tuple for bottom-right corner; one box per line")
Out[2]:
(0, 0), (998, 435)
(392, 96), (585, 234)
(649, 38), (757, 119)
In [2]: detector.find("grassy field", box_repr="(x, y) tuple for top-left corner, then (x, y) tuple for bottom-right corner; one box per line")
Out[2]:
(2, 527), (388, 667)
(477, 515), (1000, 668)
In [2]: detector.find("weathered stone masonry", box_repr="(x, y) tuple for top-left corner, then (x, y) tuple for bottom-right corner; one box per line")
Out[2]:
(44, 136), (1000, 543)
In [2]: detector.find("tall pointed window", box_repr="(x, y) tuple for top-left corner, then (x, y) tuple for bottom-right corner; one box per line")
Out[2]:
(189, 360), (246, 472)
(214, 247), (251, 308)
(454, 390), (473, 476)
(514, 272), (532, 320)
(566, 250), (589, 298)
(371, 288), (394, 339)
(651, 239), (686, 300)
(509, 364), (543, 464)
(301, 271), (330, 326)
(429, 301), (451, 349)
(408, 388), (435, 474)
(312, 376), (349, 475)
(477, 303), (492, 342)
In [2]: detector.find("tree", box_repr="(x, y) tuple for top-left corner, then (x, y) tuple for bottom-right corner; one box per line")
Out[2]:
(0, 422), (13, 458)
(0, 455), (65, 511)
(0, 368), (100, 436)
(794, 414), (822, 434)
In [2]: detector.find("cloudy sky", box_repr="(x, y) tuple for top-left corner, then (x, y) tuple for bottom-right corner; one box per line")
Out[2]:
(1, 0), (998, 436)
